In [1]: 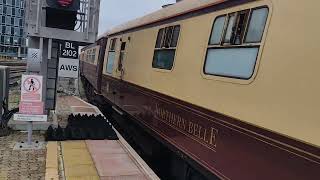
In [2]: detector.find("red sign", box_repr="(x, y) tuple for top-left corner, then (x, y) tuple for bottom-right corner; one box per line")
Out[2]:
(57, 0), (73, 7)
(19, 102), (44, 115)
(21, 75), (43, 102)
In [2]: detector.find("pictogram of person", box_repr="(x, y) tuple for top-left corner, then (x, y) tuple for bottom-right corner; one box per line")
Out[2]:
(28, 78), (36, 91)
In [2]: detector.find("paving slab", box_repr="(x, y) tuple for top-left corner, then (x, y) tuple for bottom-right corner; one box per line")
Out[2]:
(52, 96), (159, 180)
(61, 140), (99, 179)
(0, 131), (46, 180)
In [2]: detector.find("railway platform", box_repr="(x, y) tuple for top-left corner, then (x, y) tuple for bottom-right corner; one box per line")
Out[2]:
(46, 96), (159, 180)
(0, 95), (159, 180)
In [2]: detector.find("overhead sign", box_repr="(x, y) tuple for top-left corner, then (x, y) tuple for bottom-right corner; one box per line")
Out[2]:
(27, 48), (41, 72)
(21, 75), (43, 102)
(14, 114), (47, 122)
(58, 58), (79, 78)
(60, 40), (79, 59)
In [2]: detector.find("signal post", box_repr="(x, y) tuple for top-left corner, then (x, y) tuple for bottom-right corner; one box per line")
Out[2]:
(25, 0), (100, 110)
(14, 0), (100, 148)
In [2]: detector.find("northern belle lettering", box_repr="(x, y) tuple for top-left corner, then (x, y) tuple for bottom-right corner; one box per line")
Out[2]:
(155, 104), (218, 149)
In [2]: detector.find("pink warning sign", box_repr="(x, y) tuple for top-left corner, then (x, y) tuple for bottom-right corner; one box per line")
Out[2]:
(21, 75), (43, 102)
(19, 101), (44, 115)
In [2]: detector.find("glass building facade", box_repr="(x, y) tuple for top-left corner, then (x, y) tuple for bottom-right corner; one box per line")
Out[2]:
(0, 0), (26, 58)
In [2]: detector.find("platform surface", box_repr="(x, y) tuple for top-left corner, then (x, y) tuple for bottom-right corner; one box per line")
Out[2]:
(46, 96), (159, 180)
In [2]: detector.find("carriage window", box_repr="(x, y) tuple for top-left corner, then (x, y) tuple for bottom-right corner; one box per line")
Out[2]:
(205, 7), (268, 79)
(223, 13), (236, 44)
(118, 42), (126, 71)
(233, 10), (250, 45)
(155, 29), (165, 48)
(106, 38), (117, 74)
(109, 38), (117, 51)
(245, 8), (269, 43)
(205, 48), (259, 79)
(153, 25), (180, 70)
(171, 26), (180, 47)
(210, 15), (226, 45)
(92, 49), (96, 63)
(121, 42), (126, 51)
(107, 52), (115, 74)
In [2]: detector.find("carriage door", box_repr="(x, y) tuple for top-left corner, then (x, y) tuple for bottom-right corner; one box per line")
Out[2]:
(114, 40), (127, 108)
(116, 40), (127, 79)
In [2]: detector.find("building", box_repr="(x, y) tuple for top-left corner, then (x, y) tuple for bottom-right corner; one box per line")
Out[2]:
(0, 0), (26, 59)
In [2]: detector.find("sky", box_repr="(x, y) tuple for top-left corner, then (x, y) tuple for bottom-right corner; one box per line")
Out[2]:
(98, 0), (176, 35)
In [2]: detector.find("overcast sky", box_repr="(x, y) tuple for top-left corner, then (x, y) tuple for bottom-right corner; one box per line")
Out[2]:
(98, 0), (176, 35)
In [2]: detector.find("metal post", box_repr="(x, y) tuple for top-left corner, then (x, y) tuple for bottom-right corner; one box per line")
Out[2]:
(27, 122), (33, 145)
(85, 0), (91, 40)
(35, 0), (41, 34)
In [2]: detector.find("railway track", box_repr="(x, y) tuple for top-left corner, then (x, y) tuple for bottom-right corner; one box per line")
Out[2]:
(0, 61), (27, 86)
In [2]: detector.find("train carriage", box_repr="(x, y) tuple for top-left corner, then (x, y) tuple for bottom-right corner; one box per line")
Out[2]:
(80, 37), (108, 94)
(81, 0), (320, 179)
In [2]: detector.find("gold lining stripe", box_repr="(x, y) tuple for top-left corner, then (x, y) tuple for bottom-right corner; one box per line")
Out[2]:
(130, 84), (320, 163)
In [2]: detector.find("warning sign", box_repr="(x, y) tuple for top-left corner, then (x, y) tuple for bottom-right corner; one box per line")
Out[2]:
(14, 114), (47, 122)
(19, 102), (44, 115)
(21, 75), (43, 102)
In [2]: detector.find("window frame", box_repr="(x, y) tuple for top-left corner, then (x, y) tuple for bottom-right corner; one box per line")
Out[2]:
(118, 41), (126, 71)
(105, 38), (117, 74)
(203, 6), (269, 82)
(152, 24), (181, 71)
(244, 7), (269, 43)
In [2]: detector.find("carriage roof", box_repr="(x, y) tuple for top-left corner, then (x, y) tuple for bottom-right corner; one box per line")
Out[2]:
(99, 0), (228, 38)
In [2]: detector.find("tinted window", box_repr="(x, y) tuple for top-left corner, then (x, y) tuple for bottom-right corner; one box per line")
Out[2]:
(121, 42), (126, 51)
(224, 13), (236, 43)
(152, 50), (175, 70)
(155, 28), (164, 48)
(245, 8), (269, 43)
(6, 7), (12, 15)
(109, 39), (117, 51)
(163, 26), (173, 48)
(205, 48), (259, 79)
(210, 16), (226, 45)
(106, 52), (115, 74)
(205, 6), (269, 79)
(153, 25), (180, 70)
(5, 26), (10, 34)
(171, 26), (180, 47)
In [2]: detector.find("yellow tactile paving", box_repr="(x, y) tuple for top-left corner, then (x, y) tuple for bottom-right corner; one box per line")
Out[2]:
(45, 142), (59, 180)
(61, 140), (87, 149)
(62, 141), (99, 179)
(64, 164), (99, 177)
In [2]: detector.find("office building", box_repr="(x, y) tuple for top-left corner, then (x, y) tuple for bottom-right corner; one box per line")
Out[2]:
(0, 0), (26, 59)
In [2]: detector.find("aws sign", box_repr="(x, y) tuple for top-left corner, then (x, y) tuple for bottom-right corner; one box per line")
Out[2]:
(58, 40), (79, 78)
(58, 58), (79, 78)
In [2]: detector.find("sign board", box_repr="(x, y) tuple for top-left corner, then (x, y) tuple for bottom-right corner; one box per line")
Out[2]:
(60, 41), (79, 59)
(21, 75), (43, 102)
(58, 58), (79, 78)
(14, 114), (47, 122)
(19, 102), (44, 115)
(27, 48), (41, 71)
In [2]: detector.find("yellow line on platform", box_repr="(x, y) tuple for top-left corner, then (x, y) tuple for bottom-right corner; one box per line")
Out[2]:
(45, 141), (59, 180)
(61, 141), (99, 180)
